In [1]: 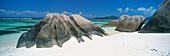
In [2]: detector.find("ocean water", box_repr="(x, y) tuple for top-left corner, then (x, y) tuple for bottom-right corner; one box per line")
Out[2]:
(0, 18), (148, 39)
(0, 19), (39, 35)
(0, 19), (114, 36)
(0, 18), (114, 44)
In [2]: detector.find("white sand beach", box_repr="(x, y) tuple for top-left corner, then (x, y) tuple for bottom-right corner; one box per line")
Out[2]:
(0, 27), (170, 56)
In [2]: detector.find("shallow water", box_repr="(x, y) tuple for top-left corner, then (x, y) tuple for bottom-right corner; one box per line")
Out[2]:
(0, 18), (149, 36)
(0, 19), (115, 36)
(0, 18), (114, 47)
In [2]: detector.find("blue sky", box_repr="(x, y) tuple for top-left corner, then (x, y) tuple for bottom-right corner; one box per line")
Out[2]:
(0, 0), (163, 18)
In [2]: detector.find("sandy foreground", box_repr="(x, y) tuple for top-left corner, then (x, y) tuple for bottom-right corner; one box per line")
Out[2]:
(0, 27), (170, 56)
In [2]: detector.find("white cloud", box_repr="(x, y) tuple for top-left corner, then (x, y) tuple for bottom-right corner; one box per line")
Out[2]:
(117, 8), (123, 13)
(81, 14), (94, 18)
(117, 6), (156, 15)
(137, 7), (156, 15)
(137, 7), (146, 11)
(7, 11), (15, 14)
(0, 9), (84, 17)
(0, 9), (6, 12)
(117, 7), (135, 13)
(62, 11), (72, 14)
(79, 12), (82, 14)
(0, 9), (51, 16)
(124, 7), (129, 13)
(130, 9), (136, 12)
(24, 10), (37, 13)
(23, 10), (38, 15)
(0, 9), (16, 14)
(62, 11), (68, 14)
(62, 11), (93, 18)
(62, 11), (83, 15)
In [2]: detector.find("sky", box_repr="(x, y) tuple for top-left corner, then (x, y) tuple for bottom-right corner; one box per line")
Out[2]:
(0, 0), (163, 18)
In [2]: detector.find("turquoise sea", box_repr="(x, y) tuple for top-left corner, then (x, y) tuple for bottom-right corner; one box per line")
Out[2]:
(0, 19), (115, 37)
(0, 18), (149, 44)
(0, 18), (114, 49)
(0, 19), (113, 45)
(0, 18), (149, 36)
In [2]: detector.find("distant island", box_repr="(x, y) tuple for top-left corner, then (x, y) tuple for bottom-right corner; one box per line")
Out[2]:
(94, 15), (119, 19)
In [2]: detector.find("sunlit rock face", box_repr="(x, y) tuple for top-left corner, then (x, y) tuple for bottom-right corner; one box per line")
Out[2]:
(139, 0), (170, 33)
(101, 20), (119, 27)
(16, 13), (108, 48)
(115, 15), (146, 32)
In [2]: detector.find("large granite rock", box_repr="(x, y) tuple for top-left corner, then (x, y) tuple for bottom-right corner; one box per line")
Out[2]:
(101, 20), (119, 27)
(115, 15), (146, 32)
(16, 13), (108, 48)
(139, 0), (170, 33)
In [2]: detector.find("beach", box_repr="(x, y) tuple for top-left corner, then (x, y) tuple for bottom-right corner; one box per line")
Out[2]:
(0, 0), (169, 56)
(0, 26), (170, 56)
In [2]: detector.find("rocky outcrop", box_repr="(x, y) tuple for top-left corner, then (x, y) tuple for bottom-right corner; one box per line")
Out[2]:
(115, 15), (146, 32)
(139, 0), (170, 33)
(16, 13), (108, 48)
(101, 20), (119, 27)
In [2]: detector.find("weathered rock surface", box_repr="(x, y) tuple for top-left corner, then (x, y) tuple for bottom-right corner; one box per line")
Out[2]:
(115, 15), (146, 32)
(101, 20), (119, 27)
(16, 13), (108, 48)
(139, 0), (170, 33)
